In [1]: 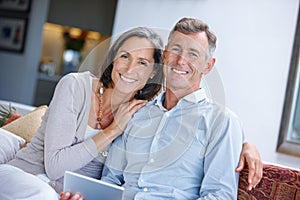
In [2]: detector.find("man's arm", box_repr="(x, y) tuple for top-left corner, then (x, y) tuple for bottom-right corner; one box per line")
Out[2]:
(236, 141), (263, 190)
(198, 112), (244, 199)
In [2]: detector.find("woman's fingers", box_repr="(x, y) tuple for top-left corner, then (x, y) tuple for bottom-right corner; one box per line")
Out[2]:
(113, 99), (147, 132)
(127, 99), (147, 114)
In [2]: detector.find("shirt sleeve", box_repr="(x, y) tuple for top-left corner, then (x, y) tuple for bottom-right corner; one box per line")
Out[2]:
(44, 73), (98, 180)
(197, 110), (244, 200)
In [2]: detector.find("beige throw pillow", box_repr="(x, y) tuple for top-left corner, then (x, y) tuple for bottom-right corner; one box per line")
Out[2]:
(2, 105), (47, 143)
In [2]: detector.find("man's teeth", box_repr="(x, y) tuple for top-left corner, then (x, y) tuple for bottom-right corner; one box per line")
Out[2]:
(172, 68), (188, 74)
(121, 75), (136, 83)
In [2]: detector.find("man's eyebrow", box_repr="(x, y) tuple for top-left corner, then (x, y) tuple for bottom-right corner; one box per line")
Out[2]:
(169, 43), (181, 48)
(189, 48), (202, 55)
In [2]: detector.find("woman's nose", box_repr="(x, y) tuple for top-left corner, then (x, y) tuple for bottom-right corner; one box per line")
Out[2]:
(125, 60), (137, 73)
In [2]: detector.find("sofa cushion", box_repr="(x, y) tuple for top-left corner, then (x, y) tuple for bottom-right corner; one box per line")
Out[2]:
(2, 105), (47, 143)
(0, 128), (26, 164)
(238, 163), (300, 199)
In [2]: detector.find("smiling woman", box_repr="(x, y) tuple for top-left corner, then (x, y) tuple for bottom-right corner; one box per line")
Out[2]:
(277, 9), (300, 158)
(0, 26), (165, 200)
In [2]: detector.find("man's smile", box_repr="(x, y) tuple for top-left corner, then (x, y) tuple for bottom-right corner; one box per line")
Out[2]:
(171, 67), (189, 75)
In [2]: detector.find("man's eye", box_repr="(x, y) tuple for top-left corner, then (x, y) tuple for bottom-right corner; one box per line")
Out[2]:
(171, 47), (180, 54)
(189, 52), (199, 58)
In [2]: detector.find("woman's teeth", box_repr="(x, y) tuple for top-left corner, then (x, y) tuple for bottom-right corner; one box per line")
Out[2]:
(121, 75), (136, 83)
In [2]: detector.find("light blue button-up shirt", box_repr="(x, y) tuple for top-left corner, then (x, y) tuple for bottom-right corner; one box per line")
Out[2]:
(102, 89), (244, 200)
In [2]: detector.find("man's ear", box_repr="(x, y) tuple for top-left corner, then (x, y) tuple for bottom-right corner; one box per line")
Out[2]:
(203, 57), (216, 75)
(163, 47), (168, 62)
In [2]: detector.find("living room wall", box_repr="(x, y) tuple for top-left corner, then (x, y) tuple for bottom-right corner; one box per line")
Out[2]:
(0, 0), (49, 105)
(112, 0), (300, 168)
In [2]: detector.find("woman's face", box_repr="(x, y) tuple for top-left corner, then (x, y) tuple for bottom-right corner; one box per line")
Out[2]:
(111, 36), (156, 95)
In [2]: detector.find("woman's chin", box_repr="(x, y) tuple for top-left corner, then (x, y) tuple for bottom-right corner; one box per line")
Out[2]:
(113, 86), (137, 98)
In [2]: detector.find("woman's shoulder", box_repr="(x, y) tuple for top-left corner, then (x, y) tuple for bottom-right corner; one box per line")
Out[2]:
(62, 71), (93, 80)
(59, 71), (94, 85)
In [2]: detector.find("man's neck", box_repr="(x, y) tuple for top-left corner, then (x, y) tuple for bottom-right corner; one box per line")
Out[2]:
(163, 88), (196, 110)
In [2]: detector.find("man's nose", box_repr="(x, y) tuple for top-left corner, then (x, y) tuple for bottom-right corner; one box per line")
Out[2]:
(176, 53), (189, 66)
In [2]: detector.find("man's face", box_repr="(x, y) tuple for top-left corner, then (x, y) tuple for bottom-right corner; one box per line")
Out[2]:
(163, 31), (214, 94)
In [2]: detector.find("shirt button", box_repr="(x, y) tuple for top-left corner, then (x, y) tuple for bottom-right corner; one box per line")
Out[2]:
(143, 187), (148, 192)
(149, 158), (154, 163)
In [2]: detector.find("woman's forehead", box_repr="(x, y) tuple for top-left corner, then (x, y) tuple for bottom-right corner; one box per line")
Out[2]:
(120, 36), (154, 52)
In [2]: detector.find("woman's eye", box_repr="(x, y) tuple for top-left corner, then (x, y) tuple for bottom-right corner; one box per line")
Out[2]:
(120, 54), (128, 59)
(138, 61), (148, 66)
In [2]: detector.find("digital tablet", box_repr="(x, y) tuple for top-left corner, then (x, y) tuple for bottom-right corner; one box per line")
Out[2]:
(63, 171), (124, 200)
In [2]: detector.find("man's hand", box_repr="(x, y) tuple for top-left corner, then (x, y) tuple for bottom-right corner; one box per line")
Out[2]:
(236, 142), (263, 191)
(60, 192), (83, 200)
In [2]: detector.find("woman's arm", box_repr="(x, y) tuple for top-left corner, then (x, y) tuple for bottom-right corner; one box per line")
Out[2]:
(236, 141), (263, 190)
(44, 74), (98, 180)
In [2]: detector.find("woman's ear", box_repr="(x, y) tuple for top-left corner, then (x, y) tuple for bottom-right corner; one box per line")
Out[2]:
(149, 70), (157, 79)
(202, 57), (216, 75)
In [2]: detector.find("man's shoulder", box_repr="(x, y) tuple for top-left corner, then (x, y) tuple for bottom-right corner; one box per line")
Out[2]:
(197, 98), (242, 125)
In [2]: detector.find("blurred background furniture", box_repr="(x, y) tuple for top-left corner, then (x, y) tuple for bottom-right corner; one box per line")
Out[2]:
(0, 100), (35, 115)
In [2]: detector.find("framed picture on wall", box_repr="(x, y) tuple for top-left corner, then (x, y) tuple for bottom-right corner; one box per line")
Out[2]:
(0, 16), (27, 52)
(0, 0), (31, 12)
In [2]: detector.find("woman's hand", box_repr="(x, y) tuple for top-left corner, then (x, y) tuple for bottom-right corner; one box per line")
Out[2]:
(236, 142), (263, 191)
(111, 99), (147, 133)
(60, 192), (83, 200)
(92, 99), (147, 152)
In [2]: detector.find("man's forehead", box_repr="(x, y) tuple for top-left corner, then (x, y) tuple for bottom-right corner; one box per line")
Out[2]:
(168, 31), (208, 50)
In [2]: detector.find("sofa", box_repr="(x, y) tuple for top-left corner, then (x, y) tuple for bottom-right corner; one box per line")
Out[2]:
(238, 163), (300, 199)
(0, 100), (47, 163)
(1, 101), (300, 199)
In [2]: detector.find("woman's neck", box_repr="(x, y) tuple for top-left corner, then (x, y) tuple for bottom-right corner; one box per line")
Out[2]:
(103, 87), (135, 113)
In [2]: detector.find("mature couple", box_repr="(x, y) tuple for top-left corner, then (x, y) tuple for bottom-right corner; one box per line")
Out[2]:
(0, 17), (262, 199)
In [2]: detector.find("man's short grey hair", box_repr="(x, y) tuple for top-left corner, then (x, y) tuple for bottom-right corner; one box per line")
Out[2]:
(168, 17), (217, 58)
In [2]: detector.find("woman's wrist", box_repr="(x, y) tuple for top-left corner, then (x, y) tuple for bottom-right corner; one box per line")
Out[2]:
(92, 122), (123, 152)
(103, 122), (123, 141)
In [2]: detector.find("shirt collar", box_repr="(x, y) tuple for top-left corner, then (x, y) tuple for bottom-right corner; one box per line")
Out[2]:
(184, 88), (207, 103)
(153, 89), (207, 108)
